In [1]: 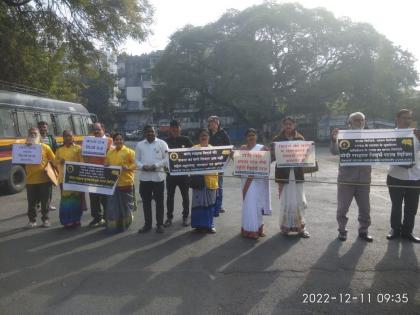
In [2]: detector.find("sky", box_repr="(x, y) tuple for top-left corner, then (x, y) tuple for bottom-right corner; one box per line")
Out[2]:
(124, 0), (420, 70)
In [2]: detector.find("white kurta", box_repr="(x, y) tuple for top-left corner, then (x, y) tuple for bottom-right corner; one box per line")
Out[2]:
(241, 144), (272, 236)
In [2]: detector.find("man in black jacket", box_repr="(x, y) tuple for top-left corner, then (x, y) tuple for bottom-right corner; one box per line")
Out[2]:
(208, 115), (231, 214)
(164, 120), (194, 227)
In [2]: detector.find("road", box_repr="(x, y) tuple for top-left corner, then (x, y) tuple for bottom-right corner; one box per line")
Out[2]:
(0, 147), (419, 314)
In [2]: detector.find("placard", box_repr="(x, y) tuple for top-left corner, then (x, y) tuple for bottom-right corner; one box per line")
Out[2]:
(275, 141), (315, 167)
(337, 129), (416, 166)
(81, 136), (108, 157)
(168, 146), (233, 175)
(12, 144), (42, 164)
(233, 150), (271, 177)
(63, 162), (121, 195)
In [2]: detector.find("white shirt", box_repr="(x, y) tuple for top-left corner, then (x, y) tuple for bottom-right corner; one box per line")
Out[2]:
(388, 129), (420, 180)
(135, 138), (168, 182)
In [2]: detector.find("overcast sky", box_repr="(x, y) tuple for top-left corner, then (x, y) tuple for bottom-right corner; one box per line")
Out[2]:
(124, 0), (420, 70)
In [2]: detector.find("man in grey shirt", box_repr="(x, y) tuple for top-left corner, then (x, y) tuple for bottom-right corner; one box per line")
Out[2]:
(330, 112), (373, 242)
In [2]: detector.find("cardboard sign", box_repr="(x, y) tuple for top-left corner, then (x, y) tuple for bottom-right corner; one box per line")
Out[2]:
(338, 129), (416, 166)
(82, 136), (108, 157)
(63, 162), (121, 195)
(168, 146), (233, 175)
(275, 141), (316, 167)
(12, 144), (42, 164)
(233, 150), (271, 177)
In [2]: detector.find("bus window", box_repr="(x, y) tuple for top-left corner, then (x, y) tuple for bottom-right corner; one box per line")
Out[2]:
(16, 111), (27, 136)
(0, 108), (17, 137)
(25, 111), (38, 129)
(72, 115), (86, 135)
(55, 114), (73, 134)
(85, 116), (94, 134)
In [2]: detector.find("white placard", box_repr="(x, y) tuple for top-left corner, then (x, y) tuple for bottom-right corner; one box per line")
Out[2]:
(233, 150), (271, 177)
(12, 144), (42, 164)
(82, 136), (108, 157)
(275, 141), (316, 167)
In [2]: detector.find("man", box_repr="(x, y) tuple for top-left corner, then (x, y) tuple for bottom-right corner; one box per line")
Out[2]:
(208, 115), (231, 214)
(136, 125), (169, 233)
(25, 127), (55, 228)
(330, 112), (373, 242)
(164, 120), (193, 227)
(38, 121), (58, 211)
(84, 122), (112, 227)
(387, 109), (420, 243)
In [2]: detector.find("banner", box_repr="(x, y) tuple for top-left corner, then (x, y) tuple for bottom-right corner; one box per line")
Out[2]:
(233, 150), (271, 177)
(337, 129), (416, 166)
(275, 141), (316, 168)
(63, 162), (121, 195)
(168, 146), (233, 175)
(12, 144), (42, 164)
(81, 136), (108, 157)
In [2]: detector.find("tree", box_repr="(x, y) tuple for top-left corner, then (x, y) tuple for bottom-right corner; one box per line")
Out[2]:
(152, 2), (417, 124)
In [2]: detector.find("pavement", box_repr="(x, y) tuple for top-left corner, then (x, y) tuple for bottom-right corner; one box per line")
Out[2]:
(0, 147), (420, 315)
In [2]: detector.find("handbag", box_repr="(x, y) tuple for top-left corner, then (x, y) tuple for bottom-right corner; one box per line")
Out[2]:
(189, 174), (205, 189)
(303, 160), (319, 174)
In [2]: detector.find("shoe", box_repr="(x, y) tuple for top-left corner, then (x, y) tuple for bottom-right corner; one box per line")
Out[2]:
(207, 227), (216, 234)
(49, 205), (57, 211)
(182, 218), (189, 227)
(88, 218), (105, 227)
(358, 233), (373, 242)
(386, 229), (400, 240)
(163, 219), (172, 227)
(138, 226), (151, 234)
(41, 220), (51, 228)
(299, 230), (310, 238)
(219, 208), (226, 213)
(338, 232), (347, 241)
(26, 221), (37, 228)
(401, 233), (420, 243)
(156, 225), (165, 233)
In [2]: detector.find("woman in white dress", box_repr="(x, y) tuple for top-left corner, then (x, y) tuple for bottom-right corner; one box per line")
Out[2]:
(240, 128), (272, 239)
(272, 117), (310, 238)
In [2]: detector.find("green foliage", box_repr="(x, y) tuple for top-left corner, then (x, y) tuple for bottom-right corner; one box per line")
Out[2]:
(152, 2), (417, 124)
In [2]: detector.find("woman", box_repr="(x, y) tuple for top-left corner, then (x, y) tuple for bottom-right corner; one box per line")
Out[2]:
(239, 128), (272, 239)
(272, 117), (310, 238)
(191, 129), (219, 233)
(105, 133), (136, 233)
(54, 129), (85, 227)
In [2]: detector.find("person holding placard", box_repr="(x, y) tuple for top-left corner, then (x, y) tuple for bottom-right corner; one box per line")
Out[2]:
(272, 117), (309, 238)
(239, 128), (272, 239)
(136, 125), (169, 234)
(54, 130), (86, 228)
(330, 112), (373, 242)
(84, 122), (113, 227)
(24, 127), (55, 228)
(104, 133), (136, 234)
(387, 109), (420, 243)
(190, 129), (219, 233)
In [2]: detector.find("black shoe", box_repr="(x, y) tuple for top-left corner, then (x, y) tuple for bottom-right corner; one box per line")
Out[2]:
(358, 233), (373, 242)
(182, 217), (189, 227)
(219, 208), (226, 213)
(88, 218), (104, 227)
(163, 219), (172, 227)
(138, 226), (151, 234)
(338, 232), (347, 241)
(401, 233), (420, 243)
(386, 229), (400, 240)
(156, 225), (165, 233)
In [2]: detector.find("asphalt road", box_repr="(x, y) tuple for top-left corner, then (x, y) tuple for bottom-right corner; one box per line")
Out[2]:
(0, 147), (419, 315)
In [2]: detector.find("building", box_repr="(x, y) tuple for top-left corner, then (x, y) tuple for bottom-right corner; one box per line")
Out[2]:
(116, 51), (163, 132)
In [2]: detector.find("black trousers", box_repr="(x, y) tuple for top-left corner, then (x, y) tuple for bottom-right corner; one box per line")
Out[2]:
(140, 180), (164, 227)
(387, 175), (420, 235)
(166, 175), (190, 220)
(89, 192), (107, 220)
(27, 182), (52, 222)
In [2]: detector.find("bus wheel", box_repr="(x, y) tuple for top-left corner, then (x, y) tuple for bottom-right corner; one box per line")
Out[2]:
(7, 165), (26, 193)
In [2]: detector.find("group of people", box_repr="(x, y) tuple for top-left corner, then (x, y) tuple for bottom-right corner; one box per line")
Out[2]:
(22, 110), (420, 243)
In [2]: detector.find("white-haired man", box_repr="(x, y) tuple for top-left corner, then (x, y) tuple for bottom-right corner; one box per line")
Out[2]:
(330, 112), (373, 242)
